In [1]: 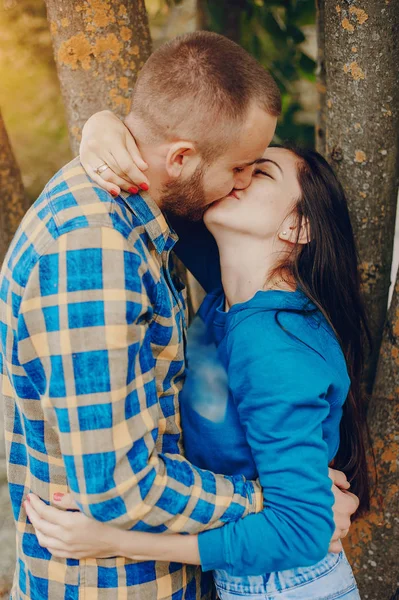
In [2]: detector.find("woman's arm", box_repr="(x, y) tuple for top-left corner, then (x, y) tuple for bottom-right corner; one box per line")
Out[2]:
(25, 494), (201, 563)
(25, 312), (356, 567)
(26, 475), (354, 562)
(79, 111), (221, 291)
(196, 311), (342, 576)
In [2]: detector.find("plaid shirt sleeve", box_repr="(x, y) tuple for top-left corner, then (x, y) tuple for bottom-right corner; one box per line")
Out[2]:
(17, 226), (261, 533)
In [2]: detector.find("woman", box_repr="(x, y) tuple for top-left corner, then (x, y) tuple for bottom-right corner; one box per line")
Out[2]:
(25, 120), (369, 599)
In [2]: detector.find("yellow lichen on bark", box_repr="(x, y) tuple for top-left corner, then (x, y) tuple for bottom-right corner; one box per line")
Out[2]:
(341, 18), (355, 32)
(120, 26), (132, 42)
(391, 346), (399, 365)
(381, 442), (398, 468)
(93, 34), (123, 63)
(58, 33), (92, 70)
(83, 0), (116, 29)
(393, 310), (399, 337)
(109, 88), (131, 113)
(70, 125), (81, 143)
(355, 150), (366, 163)
(349, 6), (369, 24)
(343, 61), (365, 81)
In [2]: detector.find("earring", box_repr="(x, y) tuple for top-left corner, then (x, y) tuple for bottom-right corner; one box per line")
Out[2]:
(281, 231), (287, 236)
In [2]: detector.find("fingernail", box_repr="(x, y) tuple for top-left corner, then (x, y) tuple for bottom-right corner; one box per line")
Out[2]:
(110, 189), (118, 197)
(26, 494), (31, 503)
(139, 183), (149, 191)
(128, 186), (139, 194)
(53, 493), (64, 502)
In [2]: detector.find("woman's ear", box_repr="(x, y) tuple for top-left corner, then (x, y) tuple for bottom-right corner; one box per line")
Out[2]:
(278, 217), (311, 245)
(165, 142), (198, 179)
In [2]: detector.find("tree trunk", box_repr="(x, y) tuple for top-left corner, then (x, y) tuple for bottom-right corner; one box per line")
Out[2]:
(317, 0), (399, 390)
(44, 0), (152, 154)
(0, 110), (29, 263)
(315, 0), (327, 153)
(343, 273), (399, 599)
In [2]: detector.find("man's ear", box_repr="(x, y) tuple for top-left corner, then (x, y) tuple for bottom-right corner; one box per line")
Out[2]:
(165, 142), (198, 178)
(278, 216), (311, 245)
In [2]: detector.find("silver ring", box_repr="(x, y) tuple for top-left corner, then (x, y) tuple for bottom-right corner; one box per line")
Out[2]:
(94, 163), (110, 175)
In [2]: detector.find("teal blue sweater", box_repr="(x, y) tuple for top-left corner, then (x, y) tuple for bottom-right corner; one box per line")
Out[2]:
(180, 288), (350, 576)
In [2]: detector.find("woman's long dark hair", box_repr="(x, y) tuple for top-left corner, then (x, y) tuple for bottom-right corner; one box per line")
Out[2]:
(273, 145), (372, 514)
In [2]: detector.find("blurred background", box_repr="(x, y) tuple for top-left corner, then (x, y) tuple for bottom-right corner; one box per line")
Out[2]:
(0, 1), (398, 599)
(0, 0), (317, 203)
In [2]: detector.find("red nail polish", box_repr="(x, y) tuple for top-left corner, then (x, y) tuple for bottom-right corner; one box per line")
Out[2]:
(139, 183), (149, 191)
(128, 186), (139, 194)
(53, 493), (64, 502)
(110, 189), (118, 197)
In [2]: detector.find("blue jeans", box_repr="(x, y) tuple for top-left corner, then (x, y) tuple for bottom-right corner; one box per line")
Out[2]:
(214, 552), (360, 600)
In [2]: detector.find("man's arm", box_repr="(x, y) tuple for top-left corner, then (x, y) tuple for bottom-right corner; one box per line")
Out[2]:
(18, 226), (260, 533)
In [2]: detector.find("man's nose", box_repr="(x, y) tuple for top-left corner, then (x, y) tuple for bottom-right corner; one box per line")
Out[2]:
(235, 167), (254, 190)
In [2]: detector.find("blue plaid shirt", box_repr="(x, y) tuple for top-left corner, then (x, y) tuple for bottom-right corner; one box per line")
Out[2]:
(0, 158), (260, 600)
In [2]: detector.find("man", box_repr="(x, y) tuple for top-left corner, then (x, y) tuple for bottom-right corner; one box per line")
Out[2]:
(0, 32), (356, 600)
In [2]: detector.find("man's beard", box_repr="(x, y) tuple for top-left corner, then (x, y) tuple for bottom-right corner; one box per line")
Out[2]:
(160, 164), (207, 221)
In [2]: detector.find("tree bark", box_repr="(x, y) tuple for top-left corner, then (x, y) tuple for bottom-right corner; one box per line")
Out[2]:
(317, 0), (399, 390)
(44, 0), (152, 154)
(315, 0), (327, 153)
(0, 110), (29, 264)
(344, 273), (399, 599)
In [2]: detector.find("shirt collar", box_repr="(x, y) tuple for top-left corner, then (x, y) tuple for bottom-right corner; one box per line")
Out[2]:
(120, 190), (178, 254)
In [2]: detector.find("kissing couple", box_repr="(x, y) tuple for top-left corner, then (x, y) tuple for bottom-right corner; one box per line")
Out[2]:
(1, 31), (368, 600)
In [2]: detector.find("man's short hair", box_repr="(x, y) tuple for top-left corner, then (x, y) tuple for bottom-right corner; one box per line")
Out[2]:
(130, 31), (281, 159)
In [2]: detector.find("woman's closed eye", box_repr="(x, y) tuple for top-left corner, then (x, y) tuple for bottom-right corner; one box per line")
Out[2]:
(254, 169), (274, 179)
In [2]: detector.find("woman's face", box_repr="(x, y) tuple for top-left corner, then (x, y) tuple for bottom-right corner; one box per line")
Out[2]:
(204, 147), (302, 241)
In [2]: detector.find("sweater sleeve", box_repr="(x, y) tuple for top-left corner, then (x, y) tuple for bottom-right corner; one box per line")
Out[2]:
(198, 311), (336, 575)
(168, 216), (221, 292)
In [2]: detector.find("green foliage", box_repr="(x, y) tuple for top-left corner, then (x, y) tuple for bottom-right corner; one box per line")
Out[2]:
(200, 0), (317, 147)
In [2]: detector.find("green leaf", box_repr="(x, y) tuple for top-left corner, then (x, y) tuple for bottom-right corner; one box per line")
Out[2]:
(286, 24), (306, 44)
(298, 51), (316, 76)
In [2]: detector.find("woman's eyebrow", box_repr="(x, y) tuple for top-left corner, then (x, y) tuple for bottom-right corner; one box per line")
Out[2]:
(237, 158), (270, 167)
(262, 158), (283, 174)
